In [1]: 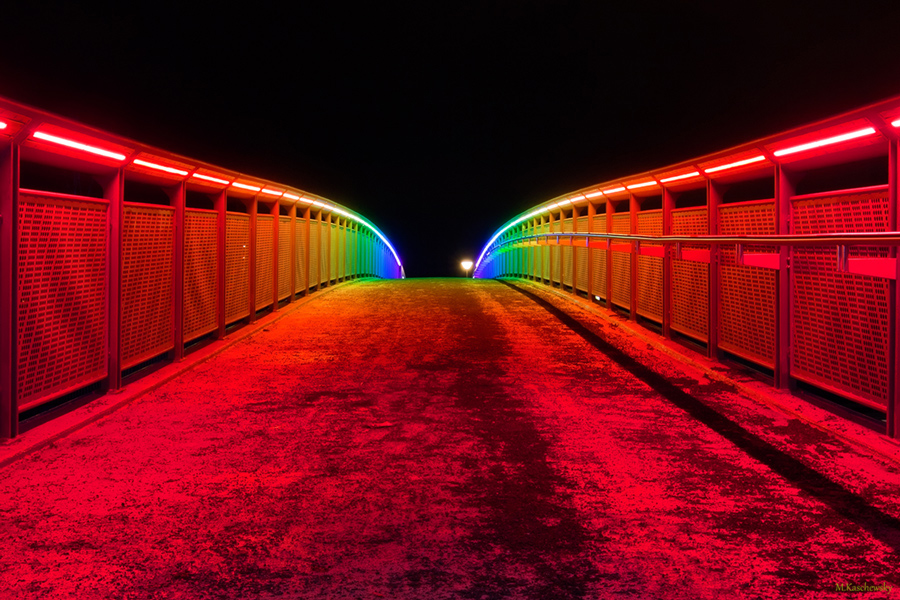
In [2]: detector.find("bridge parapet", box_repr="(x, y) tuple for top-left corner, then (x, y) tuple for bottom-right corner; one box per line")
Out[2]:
(0, 96), (403, 438)
(476, 95), (900, 439)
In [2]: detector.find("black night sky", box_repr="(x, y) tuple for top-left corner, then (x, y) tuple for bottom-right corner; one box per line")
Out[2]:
(5, 2), (900, 276)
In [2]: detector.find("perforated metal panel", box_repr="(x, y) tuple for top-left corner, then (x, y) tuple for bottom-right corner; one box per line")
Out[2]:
(330, 223), (337, 282)
(791, 189), (890, 408)
(718, 201), (776, 367)
(637, 210), (663, 322)
(183, 209), (218, 342)
(295, 217), (308, 293)
(591, 214), (607, 299)
(121, 204), (174, 369)
(256, 214), (274, 310)
(309, 220), (319, 288)
(550, 219), (561, 284)
(671, 207), (708, 342)
(321, 220), (330, 285)
(338, 225), (346, 280)
(611, 213), (631, 309)
(225, 213), (250, 324)
(278, 216), (291, 300)
(575, 216), (589, 292)
(562, 218), (574, 287)
(17, 193), (108, 410)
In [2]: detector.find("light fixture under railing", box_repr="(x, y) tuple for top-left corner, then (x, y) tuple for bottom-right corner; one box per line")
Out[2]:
(660, 171), (700, 183)
(772, 127), (877, 157)
(703, 155), (766, 174)
(191, 173), (230, 185)
(231, 182), (262, 192)
(133, 158), (189, 176)
(626, 180), (657, 190)
(32, 130), (127, 161)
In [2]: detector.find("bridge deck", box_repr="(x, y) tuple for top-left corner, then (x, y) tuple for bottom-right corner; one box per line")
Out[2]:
(1, 278), (899, 599)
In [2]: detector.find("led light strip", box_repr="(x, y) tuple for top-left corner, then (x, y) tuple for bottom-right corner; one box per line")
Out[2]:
(261, 188), (283, 197)
(133, 158), (189, 176)
(192, 173), (231, 185)
(231, 182), (261, 192)
(626, 180), (657, 190)
(33, 130), (127, 161)
(660, 171), (700, 183)
(0, 121), (7, 130)
(772, 127), (877, 157)
(703, 155), (766, 174)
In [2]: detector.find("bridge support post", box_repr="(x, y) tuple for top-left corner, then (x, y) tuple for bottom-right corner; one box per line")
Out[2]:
(104, 168), (124, 391)
(173, 181), (186, 360)
(215, 188), (226, 340)
(774, 166), (795, 390)
(890, 138), (899, 439)
(708, 180), (723, 361)
(1, 142), (17, 437)
(629, 193), (638, 321)
(248, 196), (257, 323)
(662, 188), (674, 340)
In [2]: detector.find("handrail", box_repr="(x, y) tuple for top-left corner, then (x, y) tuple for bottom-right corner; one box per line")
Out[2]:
(489, 231), (900, 248)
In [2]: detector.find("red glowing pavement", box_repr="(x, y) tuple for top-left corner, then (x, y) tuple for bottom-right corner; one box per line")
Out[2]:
(1, 278), (899, 599)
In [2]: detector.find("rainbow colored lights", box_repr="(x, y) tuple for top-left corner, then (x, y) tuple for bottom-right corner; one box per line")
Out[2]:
(475, 114), (892, 274)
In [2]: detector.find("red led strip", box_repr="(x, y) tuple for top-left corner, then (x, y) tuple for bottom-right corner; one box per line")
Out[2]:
(32, 130), (127, 161)
(660, 171), (700, 183)
(703, 155), (766, 174)
(626, 180), (657, 190)
(772, 127), (876, 157)
(133, 158), (189, 176)
(231, 182), (262, 192)
(191, 173), (230, 185)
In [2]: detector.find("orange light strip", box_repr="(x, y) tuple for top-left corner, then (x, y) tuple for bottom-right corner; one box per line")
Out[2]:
(626, 180), (657, 190)
(584, 190), (603, 198)
(703, 155), (766, 174)
(33, 130), (127, 161)
(191, 173), (230, 185)
(133, 158), (189, 176)
(602, 186), (626, 195)
(231, 182), (262, 192)
(660, 171), (700, 183)
(261, 188), (283, 197)
(772, 127), (877, 157)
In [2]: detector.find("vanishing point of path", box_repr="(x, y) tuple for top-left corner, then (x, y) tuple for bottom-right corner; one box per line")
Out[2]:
(1, 278), (899, 599)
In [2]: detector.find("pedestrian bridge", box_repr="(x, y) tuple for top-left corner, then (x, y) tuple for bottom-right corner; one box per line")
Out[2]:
(2, 93), (900, 598)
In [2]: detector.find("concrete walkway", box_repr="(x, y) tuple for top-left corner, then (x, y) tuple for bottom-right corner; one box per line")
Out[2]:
(1, 278), (899, 599)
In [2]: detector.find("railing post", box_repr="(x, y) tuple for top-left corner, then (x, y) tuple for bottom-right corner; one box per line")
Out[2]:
(890, 138), (899, 439)
(270, 200), (279, 310)
(1, 141), (18, 437)
(173, 180), (186, 360)
(708, 179), (723, 360)
(215, 189), (226, 339)
(662, 188), (674, 339)
(289, 203), (296, 300)
(775, 166), (795, 390)
(549, 211), (556, 286)
(104, 168), (124, 392)
(248, 196), (257, 323)
(629, 193), (638, 321)
(587, 202), (596, 297)
(606, 200), (614, 311)
(303, 205), (311, 292)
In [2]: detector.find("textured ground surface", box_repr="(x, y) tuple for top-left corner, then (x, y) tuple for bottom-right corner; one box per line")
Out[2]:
(1, 278), (900, 599)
